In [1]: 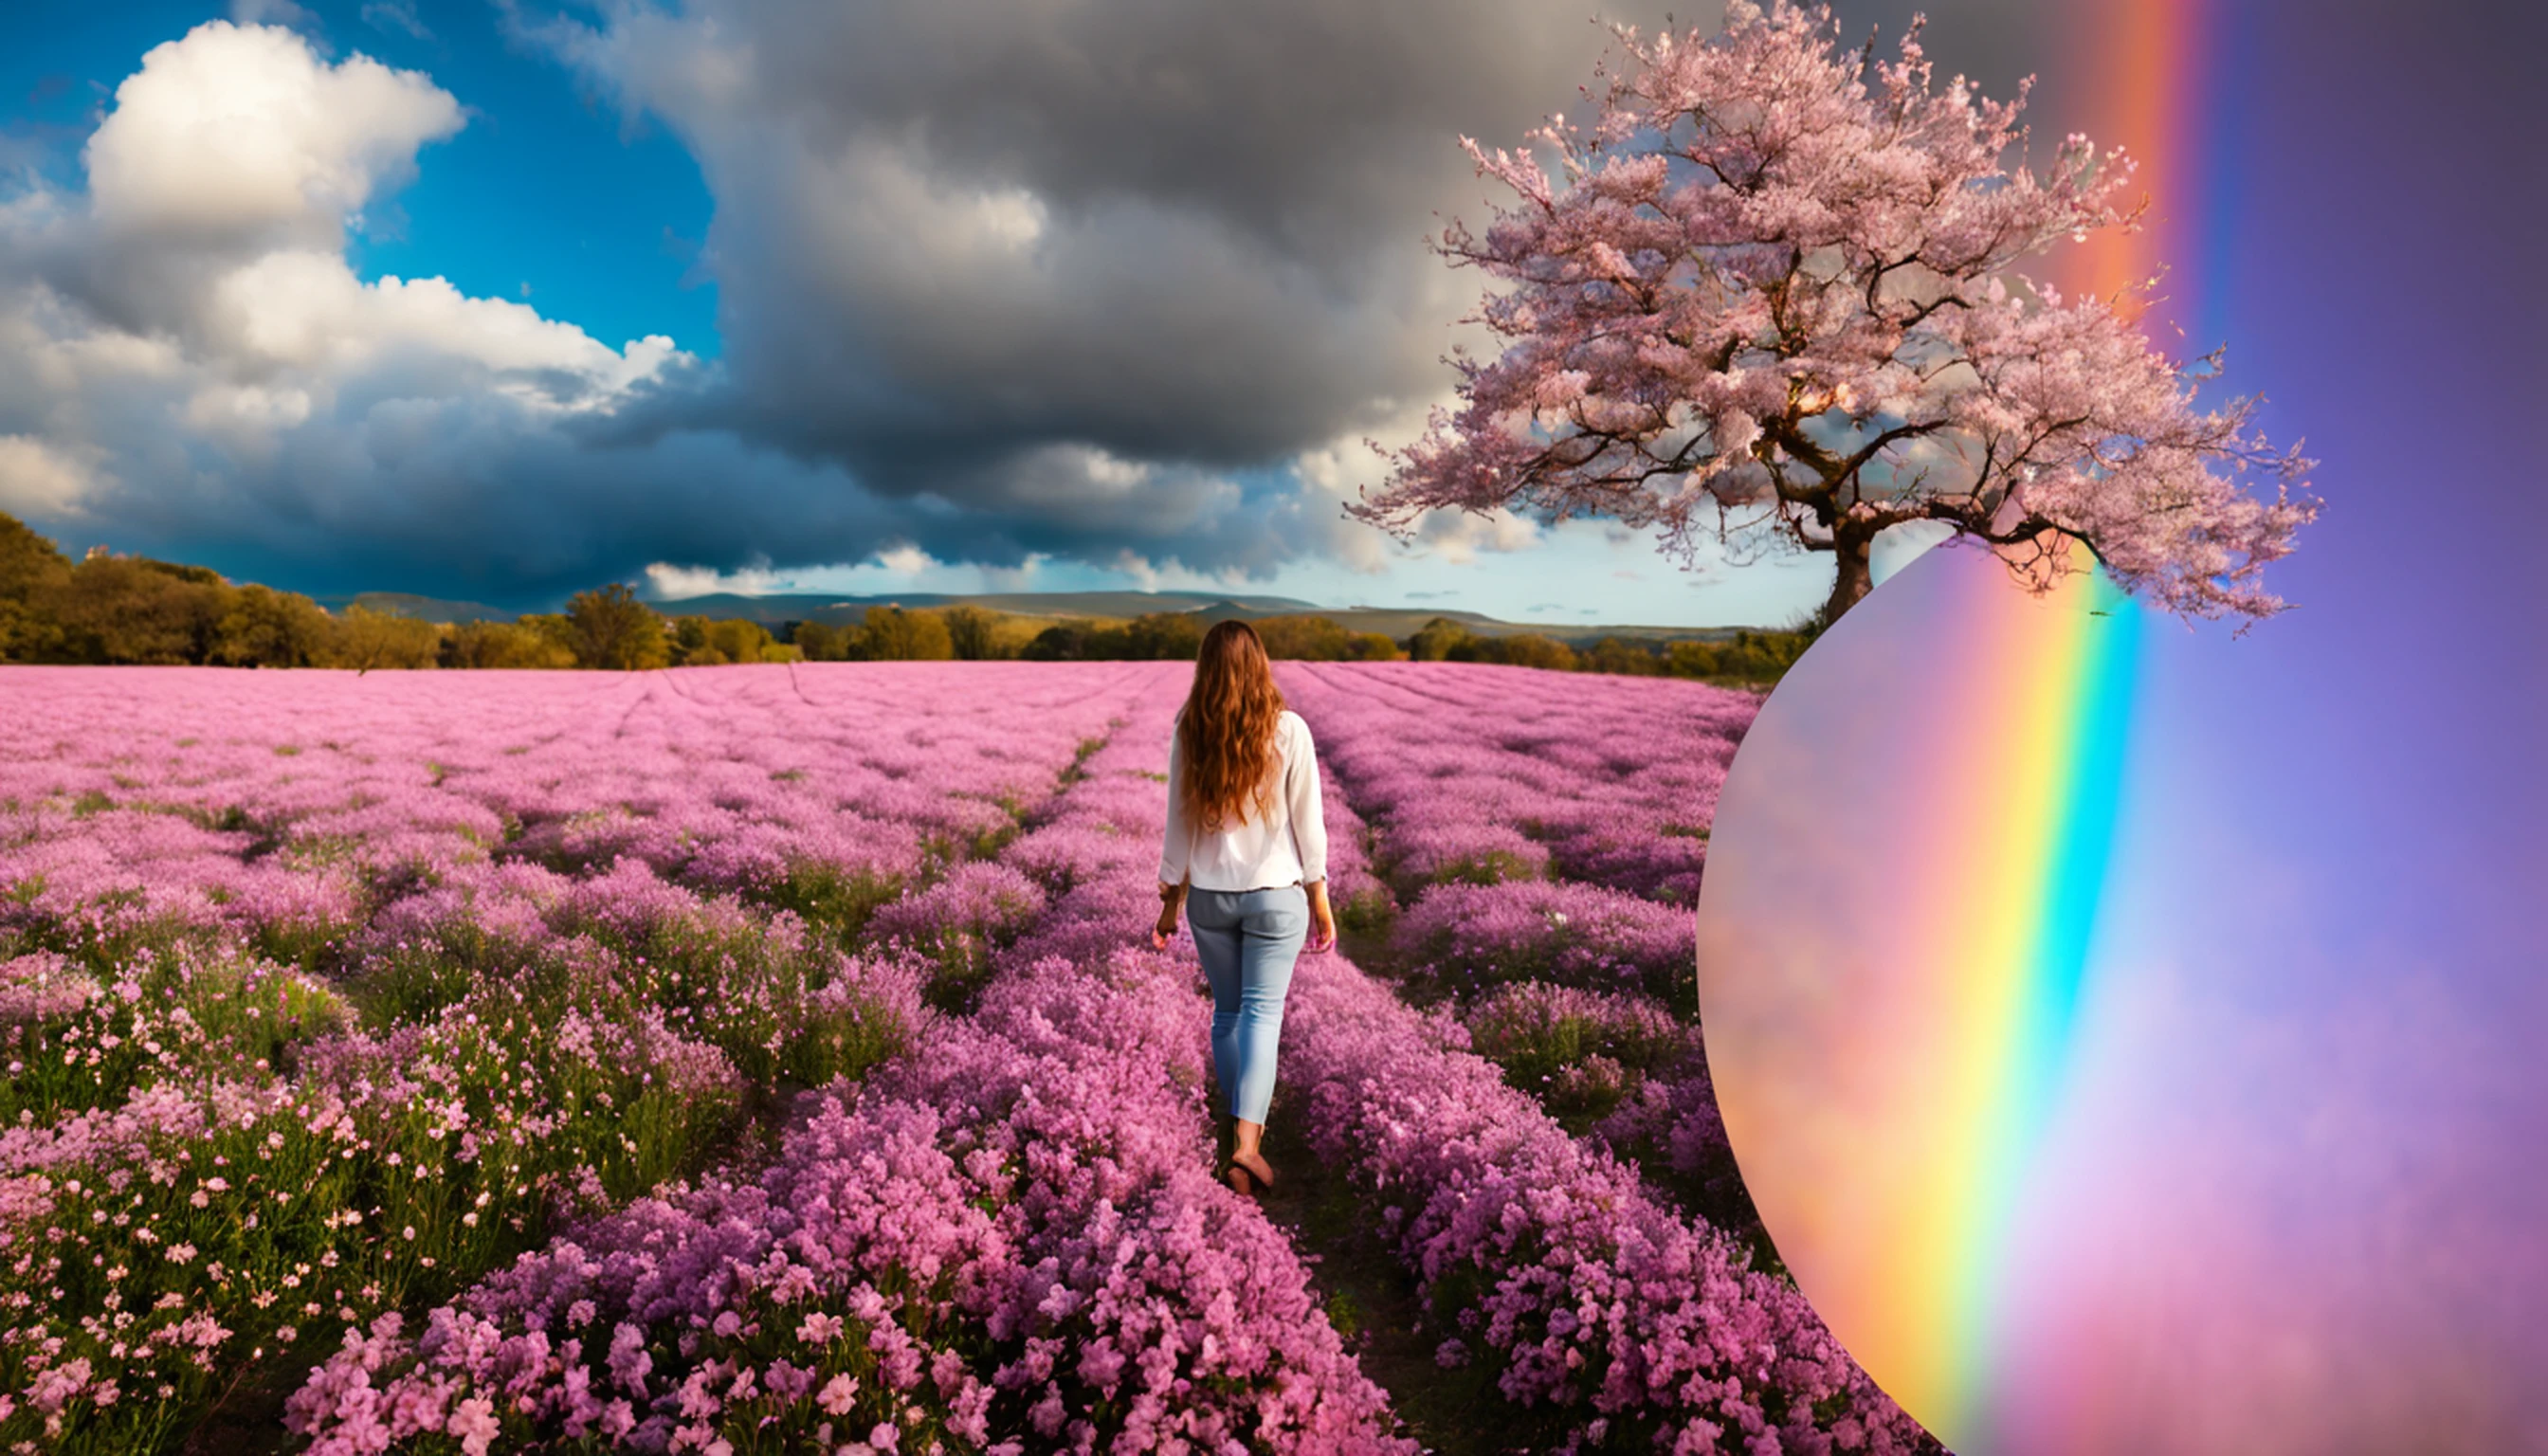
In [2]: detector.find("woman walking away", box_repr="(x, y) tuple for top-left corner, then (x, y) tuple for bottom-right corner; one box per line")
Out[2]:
(1151, 620), (1336, 1196)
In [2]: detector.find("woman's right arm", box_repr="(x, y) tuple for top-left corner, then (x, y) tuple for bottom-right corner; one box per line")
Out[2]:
(1159, 721), (1190, 891)
(1154, 725), (1190, 948)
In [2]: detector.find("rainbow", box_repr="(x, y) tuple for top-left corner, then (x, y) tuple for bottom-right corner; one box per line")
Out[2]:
(2049, 0), (2251, 359)
(1698, 539), (2147, 1450)
(1866, 3), (2242, 1420)
(1902, 547), (2144, 1441)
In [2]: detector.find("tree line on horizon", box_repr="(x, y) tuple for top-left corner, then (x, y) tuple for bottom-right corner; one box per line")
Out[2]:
(0, 512), (1811, 683)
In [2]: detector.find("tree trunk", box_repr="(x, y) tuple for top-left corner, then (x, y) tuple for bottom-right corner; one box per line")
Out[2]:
(1821, 537), (1875, 627)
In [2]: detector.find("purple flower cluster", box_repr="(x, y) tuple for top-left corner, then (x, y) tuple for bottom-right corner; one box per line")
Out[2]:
(344, 855), (933, 1092)
(0, 880), (935, 1450)
(286, 1055), (1400, 1455)
(3, 941), (350, 1124)
(4, 659), (1926, 1454)
(1461, 981), (1691, 1119)
(1278, 945), (1926, 1454)
(1310, 769), (1392, 928)
(0, 803), (369, 959)
(0, 664), (1129, 1451)
(0, 664), (1125, 954)
(1392, 879), (1700, 1004)
(283, 664), (1412, 1454)
(1275, 661), (1756, 905)
(1460, 990), (1754, 1248)
(1586, 1059), (1755, 1242)
(864, 861), (1047, 1006)
(1274, 663), (1759, 1232)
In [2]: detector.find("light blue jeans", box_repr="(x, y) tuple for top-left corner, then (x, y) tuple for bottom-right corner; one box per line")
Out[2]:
(1186, 883), (1309, 1124)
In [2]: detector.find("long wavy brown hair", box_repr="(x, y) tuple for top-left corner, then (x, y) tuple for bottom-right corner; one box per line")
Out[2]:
(1177, 620), (1286, 832)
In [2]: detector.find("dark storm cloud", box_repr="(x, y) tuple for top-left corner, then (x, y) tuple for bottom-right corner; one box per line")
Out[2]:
(59, 375), (1374, 607)
(535, 0), (2063, 545)
(71, 404), (893, 606)
(535, 0), (1690, 487)
(78, 397), (1361, 607)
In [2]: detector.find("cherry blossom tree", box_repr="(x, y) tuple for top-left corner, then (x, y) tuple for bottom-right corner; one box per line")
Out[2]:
(1356, 0), (2316, 628)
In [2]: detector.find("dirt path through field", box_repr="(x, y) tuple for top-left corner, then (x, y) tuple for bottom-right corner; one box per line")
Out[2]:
(1247, 1115), (1504, 1456)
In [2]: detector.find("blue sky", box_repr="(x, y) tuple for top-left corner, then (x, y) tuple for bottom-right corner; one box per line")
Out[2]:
(2, 0), (719, 358)
(0, 0), (2046, 625)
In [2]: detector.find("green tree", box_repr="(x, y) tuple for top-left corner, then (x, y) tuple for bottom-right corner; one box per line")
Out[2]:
(792, 621), (851, 662)
(517, 614), (579, 661)
(1451, 632), (1576, 671)
(214, 584), (334, 667)
(1119, 611), (1203, 661)
(1660, 628), (1811, 684)
(1662, 640), (1723, 679)
(1499, 634), (1575, 671)
(942, 605), (1002, 661)
(564, 583), (670, 670)
(708, 618), (784, 664)
(323, 605), (443, 673)
(859, 606), (954, 661)
(1582, 637), (1662, 677)
(0, 512), (72, 662)
(445, 619), (577, 669)
(672, 616), (790, 665)
(1348, 630), (1405, 662)
(1082, 621), (1134, 658)
(1405, 617), (1474, 662)
(1019, 621), (1093, 661)
(669, 615), (717, 664)
(45, 554), (231, 664)
(1252, 615), (1356, 661)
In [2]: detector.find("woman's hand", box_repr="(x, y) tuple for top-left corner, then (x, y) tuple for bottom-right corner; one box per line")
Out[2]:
(1304, 881), (1337, 955)
(1151, 881), (1185, 950)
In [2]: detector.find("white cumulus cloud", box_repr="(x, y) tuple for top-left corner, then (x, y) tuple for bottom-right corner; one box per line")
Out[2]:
(0, 21), (699, 594)
(0, 435), (103, 516)
(85, 22), (461, 249)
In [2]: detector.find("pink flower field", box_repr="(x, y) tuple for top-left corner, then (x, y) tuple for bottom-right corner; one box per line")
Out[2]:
(0, 661), (1932, 1455)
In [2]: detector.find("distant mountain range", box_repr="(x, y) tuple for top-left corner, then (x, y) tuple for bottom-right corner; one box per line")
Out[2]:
(318, 589), (1759, 645)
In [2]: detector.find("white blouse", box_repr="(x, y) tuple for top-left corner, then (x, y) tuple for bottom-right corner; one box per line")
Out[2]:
(1159, 708), (1329, 892)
